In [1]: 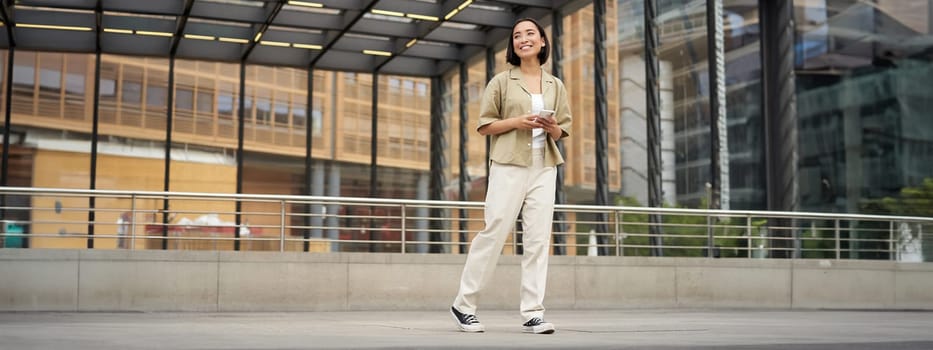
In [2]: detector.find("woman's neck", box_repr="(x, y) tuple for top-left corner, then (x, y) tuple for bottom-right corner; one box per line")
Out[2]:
(519, 62), (541, 76)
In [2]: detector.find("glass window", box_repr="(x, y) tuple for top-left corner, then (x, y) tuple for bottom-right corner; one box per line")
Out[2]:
(312, 107), (323, 137)
(256, 98), (271, 124)
(274, 102), (289, 125)
(197, 90), (213, 113)
(794, 0), (933, 217)
(100, 78), (116, 97)
(217, 92), (234, 118)
(293, 104), (306, 127)
(63, 55), (88, 120)
(657, 0), (710, 208)
(416, 82), (427, 96)
(722, 0), (764, 210)
(65, 73), (84, 94)
(91, 55), (169, 250)
(38, 54), (62, 91)
(176, 87), (194, 110)
(402, 80), (413, 95)
(13, 52), (36, 87)
(122, 81), (142, 104)
(146, 84), (167, 108)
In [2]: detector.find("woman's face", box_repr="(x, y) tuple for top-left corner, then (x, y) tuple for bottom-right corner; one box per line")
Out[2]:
(512, 20), (544, 63)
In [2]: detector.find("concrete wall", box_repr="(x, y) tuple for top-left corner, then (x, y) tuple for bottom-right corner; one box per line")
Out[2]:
(2, 249), (932, 312)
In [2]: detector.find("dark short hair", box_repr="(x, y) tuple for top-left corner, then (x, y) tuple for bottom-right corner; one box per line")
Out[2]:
(505, 18), (549, 66)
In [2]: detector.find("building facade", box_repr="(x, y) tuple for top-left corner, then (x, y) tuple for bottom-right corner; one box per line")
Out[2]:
(2, 0), (932, 252)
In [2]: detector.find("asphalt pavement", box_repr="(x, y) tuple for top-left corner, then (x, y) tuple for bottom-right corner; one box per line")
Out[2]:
(2, 309), (932, 349)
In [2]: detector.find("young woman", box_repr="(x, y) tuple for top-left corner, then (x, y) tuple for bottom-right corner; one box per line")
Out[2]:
(450, 17), (572, 335)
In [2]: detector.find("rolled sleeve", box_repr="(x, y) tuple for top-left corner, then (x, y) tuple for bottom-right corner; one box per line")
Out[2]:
(554, 79), (572, 139)
(477, 75), (504, 132)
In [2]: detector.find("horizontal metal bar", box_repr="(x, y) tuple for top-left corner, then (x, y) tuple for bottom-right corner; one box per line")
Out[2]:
(1, 186), (925, 260)
(4, 186), (930, 223)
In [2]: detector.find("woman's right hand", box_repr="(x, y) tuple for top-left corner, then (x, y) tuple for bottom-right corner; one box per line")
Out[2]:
(512, 114), (544, 130)
(479, 113), (543, 136)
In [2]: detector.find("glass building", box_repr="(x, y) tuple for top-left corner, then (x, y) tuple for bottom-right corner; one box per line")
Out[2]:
(1, 0), (931, 251)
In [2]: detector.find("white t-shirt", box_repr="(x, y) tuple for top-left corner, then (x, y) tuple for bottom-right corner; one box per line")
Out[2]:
(530, 94), (546, 149)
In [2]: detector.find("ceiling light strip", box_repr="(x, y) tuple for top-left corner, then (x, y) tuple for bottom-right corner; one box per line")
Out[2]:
(293, 43), (322, 50)
(458, 0), (473, 10)
(184, 34), (215, 41)
(137, 30), (173, 37)
(287, 0), (323, 7)
(406, 13), (438, 21)
(219, 37), (250, 44)
(17, 23), (92, 31)
(362, 49), (392, 57)
(104, 28), (133, 34)
(260, 40), (290, 47)
(371, 9), (405, 17)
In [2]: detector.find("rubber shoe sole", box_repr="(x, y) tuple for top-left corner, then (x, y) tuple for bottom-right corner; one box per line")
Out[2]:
(450, 307), (485, 333)
(522, 322), (555, 334)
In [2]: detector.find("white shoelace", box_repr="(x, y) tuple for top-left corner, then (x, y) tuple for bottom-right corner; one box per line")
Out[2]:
(524, 317), (544, 326)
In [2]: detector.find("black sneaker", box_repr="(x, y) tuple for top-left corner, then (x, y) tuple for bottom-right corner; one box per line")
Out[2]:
(522, 317), (555, 334)
(450, 306), (485, 332)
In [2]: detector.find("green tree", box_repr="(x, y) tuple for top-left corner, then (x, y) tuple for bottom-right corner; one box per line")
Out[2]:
(855, 178), (933, 260)
(875, 178), (933, 217)
(591, 196), (749, 258)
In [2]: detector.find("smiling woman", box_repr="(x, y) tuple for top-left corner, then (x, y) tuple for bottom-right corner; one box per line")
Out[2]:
(450, 17), (571, 335)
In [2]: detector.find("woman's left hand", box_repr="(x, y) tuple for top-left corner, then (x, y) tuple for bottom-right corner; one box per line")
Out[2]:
(538, 115), (561, 139)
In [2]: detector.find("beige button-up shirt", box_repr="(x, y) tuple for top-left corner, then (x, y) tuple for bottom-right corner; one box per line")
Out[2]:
(477, 67), (572, 167)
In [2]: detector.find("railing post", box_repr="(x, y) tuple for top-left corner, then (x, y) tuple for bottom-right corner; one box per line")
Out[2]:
(512, 225), (518, 255)
(615, 211), (621, 256)
(834, 219), (840, 260)
(746, 215), (752, 258)
(793, 223), (800, 259)
(808, 220), (816, 258)
(280, 199), (286, 252)
(919, 224), (924, 263)
(707, 211), (714, 258)
(889, 220), (895, 261)
(130, 194), (137, 250)
(400, 204), (407, 254)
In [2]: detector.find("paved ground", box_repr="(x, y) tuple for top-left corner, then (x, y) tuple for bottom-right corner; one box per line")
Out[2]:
(2, 309), (932, 349)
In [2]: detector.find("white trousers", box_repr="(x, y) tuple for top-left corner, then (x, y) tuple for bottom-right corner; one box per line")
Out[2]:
(453, 148), (556, 321)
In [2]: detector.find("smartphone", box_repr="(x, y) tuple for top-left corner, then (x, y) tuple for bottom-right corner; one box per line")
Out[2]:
(537, 109), (556, 121)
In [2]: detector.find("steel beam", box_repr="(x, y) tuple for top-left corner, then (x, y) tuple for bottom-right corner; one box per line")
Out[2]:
(234, 61), (246, 251)
(162, 56), (175, 250)
(551, 9), (566, 256)
(429, 75), (449, 253)
(707, 0), (729, 211)
(169, 0), (196, 56)
(240, 1), (285, 61)
(593, 0), (610, 256)
(760, 0), (799, 258)
(304, 66), (315, 252)
(87, 50), (101, 249)
(645, 0), (664, 256)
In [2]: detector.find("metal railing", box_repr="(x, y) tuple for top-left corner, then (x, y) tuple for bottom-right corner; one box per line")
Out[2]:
(0, 186), (930, 261)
